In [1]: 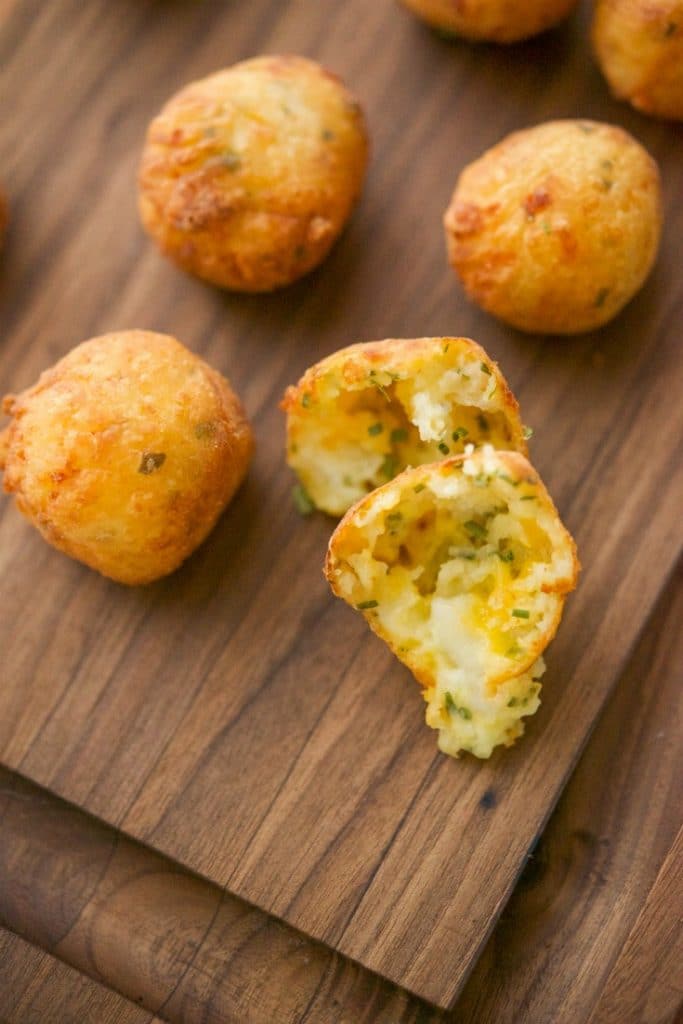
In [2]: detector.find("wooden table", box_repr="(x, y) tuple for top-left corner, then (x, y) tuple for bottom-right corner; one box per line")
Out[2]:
(0, 565), (680, 1023)
(0, 1), (681, 1021)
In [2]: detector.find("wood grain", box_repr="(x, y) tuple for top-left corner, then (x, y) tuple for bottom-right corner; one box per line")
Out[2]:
(0, 765), (435, 1024)
(1, 0), (682, 1007)
(0, 927), (152, 1024)
(456, 561), (683, 1023)
(0, 566), (680, 1024)
(588, 828), (683, 1024)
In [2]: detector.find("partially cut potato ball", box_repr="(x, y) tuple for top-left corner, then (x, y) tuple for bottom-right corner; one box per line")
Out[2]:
(0, 331), (253, 584)
(444, 120), (662, 334)
(398, 0), (579, 43)
(326, 446), (579, 758)
(138, 55), (369, 292)
(593, 0), (683, 120)
(282, 337), (527, 517)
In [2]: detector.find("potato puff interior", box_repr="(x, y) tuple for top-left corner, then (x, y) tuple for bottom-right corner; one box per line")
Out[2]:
(326, 447), (578, 759)
(283, 337), (526, 516)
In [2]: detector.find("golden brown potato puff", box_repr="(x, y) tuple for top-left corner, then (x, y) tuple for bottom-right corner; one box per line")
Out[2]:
(139, 55), (369, 292)
(0, 330), (253, 584)
(444, 120), (662, 334)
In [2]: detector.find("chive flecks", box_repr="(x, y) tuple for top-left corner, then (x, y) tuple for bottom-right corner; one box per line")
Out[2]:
(438, 441), (450, 455)
(520, 494), (536, 501)
(480, 362), (492, 375)
(357, 599), (379, 610)
(386, 511), (403, 524)
(445, 693), (472, 719)
(477, 413), (489, 431)
(368, 422), (383, 436)
(414, 483), (426, 493)
(464, 520), (487, 539)
(522, 425), (533, 440)
(302, 392), (312, 408)
(498, 548), (514, 562)
(443, 342), (450, 353)
(512, 608), (530, 619)
(452, 426), (468, 441)
(380, 453), (399, 479)
(390, 427), (408, 444)
(221, 150), (241, 170)
(595, 287), (610, 308)
(138, 451), (166, 474)
(321, 128), (335, 141)
(507, 697), (519, 707)
(292, 483), (315, 516)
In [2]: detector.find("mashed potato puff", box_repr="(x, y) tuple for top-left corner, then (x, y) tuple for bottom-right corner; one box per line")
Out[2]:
(282, 336), (527, 517)
(326, 446), (579, 758)
(398, 0), (579, 43)
(0, 331), (253, 584)
(444, 120), (662, 334)
(138, 55), (369, 292)
(593, 0), (683, 120)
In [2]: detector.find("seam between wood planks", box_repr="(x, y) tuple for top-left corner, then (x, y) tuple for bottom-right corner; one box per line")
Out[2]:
(0, 563), (678, 1024)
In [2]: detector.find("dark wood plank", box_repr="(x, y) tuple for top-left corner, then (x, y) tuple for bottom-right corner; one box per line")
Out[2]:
(588, 828), (683, 1024)
(0, 567), (680, 1024)
(0, 927), (152, 1024)
(0, 0), (682, 1007)
(0, 765), (434, 1024)
(456, 562), (683, 1022)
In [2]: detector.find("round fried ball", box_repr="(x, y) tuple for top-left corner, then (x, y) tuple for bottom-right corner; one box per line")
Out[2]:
(444, 120), (662, 334)
(398, 0), (579, 43)
(593, 0), (683, 120)
(138, 55), (369, 292)
(0, 331), (253, 584)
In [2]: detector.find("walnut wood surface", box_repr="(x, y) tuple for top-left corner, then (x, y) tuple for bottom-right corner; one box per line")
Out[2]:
(456, 562), (683, 1023)
(1, 0), (682, 1008)
(0, 567), (680, 1024)
(0, 928), (152, 1024)
(588, 827), (683, 1024)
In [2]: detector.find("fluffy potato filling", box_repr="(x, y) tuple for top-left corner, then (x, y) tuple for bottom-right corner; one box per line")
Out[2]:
(326, 448), (578, 758)
(285, 339), (526, 517)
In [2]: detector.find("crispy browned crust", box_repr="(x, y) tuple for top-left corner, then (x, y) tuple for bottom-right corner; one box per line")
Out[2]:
(1, 331), (254, 584)
(325, 451), (579, 691)
(138, 55), (369, 292)
(281, 336), (528, 455)
(444, 120), (662, 334)
(399, 0), (579, 42)
(592, 0), (683, 120)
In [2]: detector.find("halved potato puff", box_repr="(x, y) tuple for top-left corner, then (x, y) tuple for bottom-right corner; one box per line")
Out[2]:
(282, 337), (527, 516)
(326, 446), (579, 758)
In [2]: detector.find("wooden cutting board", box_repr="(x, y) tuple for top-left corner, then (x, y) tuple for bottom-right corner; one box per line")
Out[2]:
(1, 0), (681, 1010)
